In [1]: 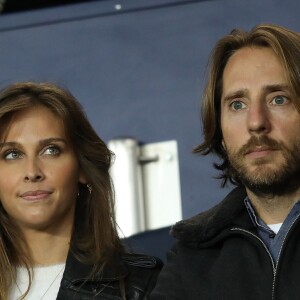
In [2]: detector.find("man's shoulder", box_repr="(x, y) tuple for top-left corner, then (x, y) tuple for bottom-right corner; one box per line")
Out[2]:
(171, 187), (248, 247)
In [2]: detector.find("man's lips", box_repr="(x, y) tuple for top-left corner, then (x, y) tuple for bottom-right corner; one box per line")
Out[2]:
(245, 147), (276, 158)
(19, 190), (52, 201)
(245, 146), (272, 153)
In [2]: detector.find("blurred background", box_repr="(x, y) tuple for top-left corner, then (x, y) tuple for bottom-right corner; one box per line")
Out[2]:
(0, 0), (299, 257)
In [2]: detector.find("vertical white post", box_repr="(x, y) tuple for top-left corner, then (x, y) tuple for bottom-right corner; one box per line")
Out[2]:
(141, 140), (182, 229)
(108, 138), (145, 237)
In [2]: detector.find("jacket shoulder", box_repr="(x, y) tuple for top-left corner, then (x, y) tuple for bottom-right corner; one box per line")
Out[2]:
(122, 252), (163, 269)
(122, 253), (163, 299)
(171, 187), (248, 246)
(58, 252), (163, 300)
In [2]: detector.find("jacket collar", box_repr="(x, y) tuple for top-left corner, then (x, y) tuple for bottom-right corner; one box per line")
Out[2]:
(171, 187), (255, 247)
(63, 251), (128, 283)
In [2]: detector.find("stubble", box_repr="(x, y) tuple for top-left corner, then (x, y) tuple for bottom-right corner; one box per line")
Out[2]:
(226, 135), (300, 197)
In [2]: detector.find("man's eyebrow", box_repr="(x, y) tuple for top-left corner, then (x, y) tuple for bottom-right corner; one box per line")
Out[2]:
(222, 84), (290, 103)
(222, 89), (248, 102)
(262, 84), (290, 93)
(0, 138), (67, 149)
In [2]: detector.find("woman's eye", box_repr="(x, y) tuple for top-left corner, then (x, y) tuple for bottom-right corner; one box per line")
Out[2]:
(43, 146), (60, 156)
(4, 150), (22, 160)
(230, 101), (246, 111)
(271, 95), (287, 105)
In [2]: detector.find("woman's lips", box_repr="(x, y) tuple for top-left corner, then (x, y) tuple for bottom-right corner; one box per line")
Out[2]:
(20, 190), (52, 201)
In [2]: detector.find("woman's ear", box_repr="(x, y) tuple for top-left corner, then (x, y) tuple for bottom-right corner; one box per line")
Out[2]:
(222, 139), (226, 150)
(79, 171), (87, 184)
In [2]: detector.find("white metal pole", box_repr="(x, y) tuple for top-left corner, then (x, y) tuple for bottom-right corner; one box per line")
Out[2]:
(108, 138), (145, 237)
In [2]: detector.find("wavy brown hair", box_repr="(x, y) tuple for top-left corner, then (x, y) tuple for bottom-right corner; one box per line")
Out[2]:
(194, 23), (300, 186)
(0, 81), (123, 299)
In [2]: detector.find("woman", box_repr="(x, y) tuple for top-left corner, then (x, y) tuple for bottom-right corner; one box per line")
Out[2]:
(0, 81), (162, 299)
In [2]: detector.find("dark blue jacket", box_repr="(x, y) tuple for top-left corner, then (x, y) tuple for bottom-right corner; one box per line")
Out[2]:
(151, 187), (300, 300)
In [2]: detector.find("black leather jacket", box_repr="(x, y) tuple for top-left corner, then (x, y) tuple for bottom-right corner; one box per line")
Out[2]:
(57, 251), (163, 299)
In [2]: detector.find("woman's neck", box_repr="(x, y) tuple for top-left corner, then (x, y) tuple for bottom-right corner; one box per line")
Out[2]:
(22, 227), (71, 265)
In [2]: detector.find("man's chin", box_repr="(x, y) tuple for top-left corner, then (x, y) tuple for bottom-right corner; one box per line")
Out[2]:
(239, 168), (300, 197)
(229, 141), (300, 196)
(241, 165), (278, 181)
(243, 180), (279, 197)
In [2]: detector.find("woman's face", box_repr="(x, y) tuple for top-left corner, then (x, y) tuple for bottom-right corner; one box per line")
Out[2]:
(0, 105), (86, 233)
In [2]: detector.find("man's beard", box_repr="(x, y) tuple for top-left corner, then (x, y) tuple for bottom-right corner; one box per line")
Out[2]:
(226, 135), (300, 197)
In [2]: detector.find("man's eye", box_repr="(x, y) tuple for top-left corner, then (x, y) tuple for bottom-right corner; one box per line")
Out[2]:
(230, 101), (245, 111)
(4, 150), (22, 160)
(271, 95), (287, 105)
(43, 146), (60, 156)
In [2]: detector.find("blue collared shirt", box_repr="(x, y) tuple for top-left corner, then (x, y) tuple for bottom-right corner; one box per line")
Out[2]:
(244, 197), (300, 263)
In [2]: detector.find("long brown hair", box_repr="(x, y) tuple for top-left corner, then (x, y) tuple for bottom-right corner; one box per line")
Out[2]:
(0, 81), (123, 299)
(194, 23), (300, 186)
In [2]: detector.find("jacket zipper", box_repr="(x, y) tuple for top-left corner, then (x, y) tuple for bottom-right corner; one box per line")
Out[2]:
(270, 213), (300, 300)
(232, 213), (300, 300)
(230, 228), (276, 299)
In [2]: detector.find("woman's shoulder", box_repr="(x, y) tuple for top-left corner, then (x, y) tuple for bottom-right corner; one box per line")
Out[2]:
(122, 253), (163, 298)
(58, 252), (163, 299)
(122, 252), (163, 269)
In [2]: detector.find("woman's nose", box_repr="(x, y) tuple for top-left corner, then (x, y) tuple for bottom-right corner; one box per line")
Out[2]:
(24, 159), (45, 182)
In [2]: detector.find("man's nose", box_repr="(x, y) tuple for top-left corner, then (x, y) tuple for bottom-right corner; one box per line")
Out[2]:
(247, 102), (271, 135)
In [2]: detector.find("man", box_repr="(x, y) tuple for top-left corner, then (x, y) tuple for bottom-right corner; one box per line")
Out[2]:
(151, 24), (300, 299)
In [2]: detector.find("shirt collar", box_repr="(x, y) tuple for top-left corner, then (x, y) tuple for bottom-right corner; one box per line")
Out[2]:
(244, 197), (274, 234)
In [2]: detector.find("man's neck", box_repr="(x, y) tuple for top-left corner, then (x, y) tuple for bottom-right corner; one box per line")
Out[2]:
(246, 187), (300, 224)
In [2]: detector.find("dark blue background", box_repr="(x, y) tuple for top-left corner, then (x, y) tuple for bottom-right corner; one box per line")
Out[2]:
(0, 0), (298, 218)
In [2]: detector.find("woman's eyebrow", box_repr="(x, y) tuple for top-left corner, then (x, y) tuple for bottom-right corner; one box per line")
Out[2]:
(38, 137), (67, 146)
(0, 138), (67, 149)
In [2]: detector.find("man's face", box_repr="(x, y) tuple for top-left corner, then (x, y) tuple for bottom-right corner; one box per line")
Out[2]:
(221, 46), (300, 195)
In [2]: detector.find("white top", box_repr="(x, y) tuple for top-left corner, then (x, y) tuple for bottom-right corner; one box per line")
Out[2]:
(9, 263), (65, 300)
(268, 223), (283, 234)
